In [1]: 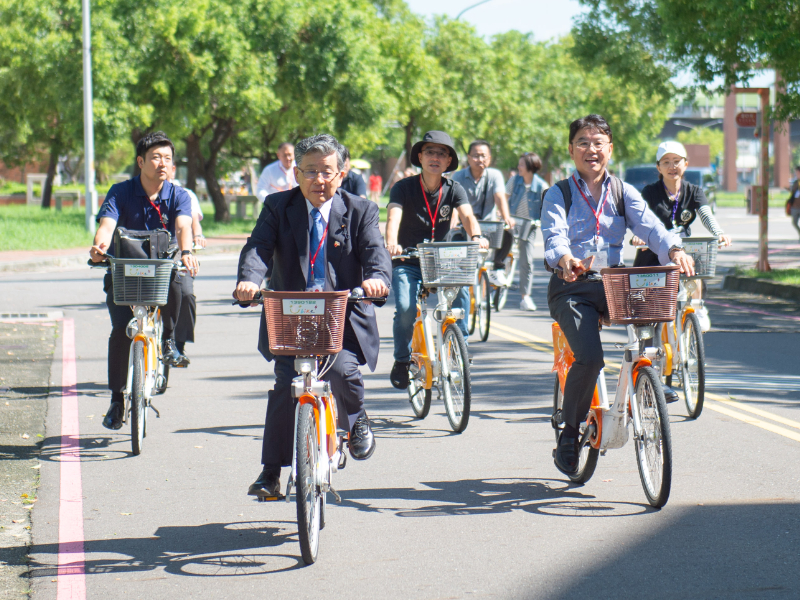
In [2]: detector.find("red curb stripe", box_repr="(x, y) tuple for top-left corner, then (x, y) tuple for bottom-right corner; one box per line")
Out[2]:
(57, 319), (86, 600)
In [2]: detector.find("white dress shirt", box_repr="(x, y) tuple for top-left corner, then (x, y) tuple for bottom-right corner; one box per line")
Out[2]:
(256, 160), (297, 201)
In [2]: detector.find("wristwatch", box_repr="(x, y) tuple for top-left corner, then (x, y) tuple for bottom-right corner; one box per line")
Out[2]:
(471, 234), (481, 240)
(668, 245), (684, 259)
(181, 250), (192, 257)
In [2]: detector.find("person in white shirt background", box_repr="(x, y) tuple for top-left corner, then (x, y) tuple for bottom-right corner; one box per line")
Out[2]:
(255, 142), (297, 201)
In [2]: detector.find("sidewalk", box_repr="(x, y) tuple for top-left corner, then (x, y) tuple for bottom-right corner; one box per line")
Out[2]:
(0, 235), (249, 274)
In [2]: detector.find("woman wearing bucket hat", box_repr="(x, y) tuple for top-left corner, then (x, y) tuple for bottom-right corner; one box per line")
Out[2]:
(385, 131), (489, 390)
(631, 140), (731, 331)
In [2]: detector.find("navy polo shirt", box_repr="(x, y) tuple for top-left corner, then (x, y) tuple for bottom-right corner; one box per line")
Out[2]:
(97, 176), (192, 254)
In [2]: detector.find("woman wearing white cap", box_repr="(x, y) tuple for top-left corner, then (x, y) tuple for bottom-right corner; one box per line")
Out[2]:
(631, 141), (731, 331)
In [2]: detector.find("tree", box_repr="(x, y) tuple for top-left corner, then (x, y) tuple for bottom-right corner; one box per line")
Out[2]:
(573, 0), (800, 121)
(676, 128), (724, 162)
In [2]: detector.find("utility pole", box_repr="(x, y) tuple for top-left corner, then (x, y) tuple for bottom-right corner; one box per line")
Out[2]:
(81, 0), (96, 234)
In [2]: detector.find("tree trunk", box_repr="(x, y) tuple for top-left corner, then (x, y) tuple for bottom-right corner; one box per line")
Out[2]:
(404, 117), (415, 170)
(41, 143), (59, 209)
(201, 118), (236, 223)
(185, 132), (200, 192)
(540, 145), (554, 185)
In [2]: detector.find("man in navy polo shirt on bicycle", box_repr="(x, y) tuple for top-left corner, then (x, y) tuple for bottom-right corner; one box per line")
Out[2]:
(89, 131), (199, 431)
(541, 115), (694, 476)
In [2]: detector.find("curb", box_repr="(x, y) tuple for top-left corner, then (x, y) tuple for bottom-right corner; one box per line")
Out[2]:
(723, 275), (800, 302)
(0, 242), (246, 274)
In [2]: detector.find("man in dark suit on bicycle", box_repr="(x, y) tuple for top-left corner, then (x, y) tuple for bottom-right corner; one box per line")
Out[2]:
(234, 133), (391, 499)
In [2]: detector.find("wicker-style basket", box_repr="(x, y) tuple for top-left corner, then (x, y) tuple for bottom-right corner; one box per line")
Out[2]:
(263, 290), (349, 355)
(109, 258), (174, 306)
(418, 242), (480, 287)
(601, 266), (680, 325)
(681, 237), (718, 279)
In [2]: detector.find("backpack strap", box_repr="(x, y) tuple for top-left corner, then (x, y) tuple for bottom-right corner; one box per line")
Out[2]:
(543, 179), (573, 273)
(609, 175), (625, 218)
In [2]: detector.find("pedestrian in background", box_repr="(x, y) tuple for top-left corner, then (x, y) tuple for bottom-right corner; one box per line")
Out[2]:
(340, 147), (367, 198)
(789, 164), (800, 239)
(256, 142), (297, 201)
(506, 152), (547, 311)
(369, 171), (383, 203)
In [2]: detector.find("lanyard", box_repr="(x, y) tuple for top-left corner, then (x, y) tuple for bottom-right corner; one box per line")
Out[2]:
(572, 174), (609, 238)
(309, 223), (329, 275)
(663, 181), (681, 222)
(419, 175), (444, 240)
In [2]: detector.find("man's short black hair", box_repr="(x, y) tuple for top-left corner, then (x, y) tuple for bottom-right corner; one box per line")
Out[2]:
(520, 152), (542, 174)
(136, 131), (175, 159)
(341, 146), (351, 162)
(277, 141), (294, 152)
(568, 115), (613, 145)
(468, 140), (492, 155)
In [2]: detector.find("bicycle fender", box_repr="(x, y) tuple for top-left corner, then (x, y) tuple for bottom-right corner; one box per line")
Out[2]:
(298, 393), (321, 445)
(632, 359), (652, 387)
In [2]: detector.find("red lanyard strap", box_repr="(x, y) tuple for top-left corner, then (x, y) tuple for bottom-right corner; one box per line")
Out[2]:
(572, 174), (609, 238)
(419, 175), (444, 240)
(148, 198), (167, 227)
(309, 224), (329, 273)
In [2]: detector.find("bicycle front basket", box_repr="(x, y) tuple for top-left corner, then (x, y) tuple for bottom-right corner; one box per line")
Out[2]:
(681, 237), (718, 279)
(478, 220), (505, 249)
(262, 290), (349, 355)
(418, 242), (480, 287)
(109, 258), (174, 306)
(512, 217), (534, 241)
(601, 266), (680, 325)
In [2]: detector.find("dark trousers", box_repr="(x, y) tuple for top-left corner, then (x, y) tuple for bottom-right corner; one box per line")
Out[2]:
(547, 274), (607, 429)
(175, 274), (196, 347)
(261, 331), (366, 468)
(104, 270), (183, 394)
(493, 229), (514, 270)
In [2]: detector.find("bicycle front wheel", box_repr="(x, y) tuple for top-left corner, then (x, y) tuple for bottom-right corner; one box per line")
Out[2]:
(130, 340), (146, 456)
(478, 271), (491, 342)
(552, 375), (598, 484)
(633, 366), (672, 508)
(408, 375), (432, 419)
(493, 255), (515, 312)
(296, 402), (321, 564)
(467, 284), (478, 335)
(441, 323), (471, 433)
(681, 313), (706, 419)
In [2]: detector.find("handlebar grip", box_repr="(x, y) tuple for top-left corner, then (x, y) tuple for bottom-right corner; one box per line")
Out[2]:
(88, 259), (111, 268)
(232, 291), (263, 307)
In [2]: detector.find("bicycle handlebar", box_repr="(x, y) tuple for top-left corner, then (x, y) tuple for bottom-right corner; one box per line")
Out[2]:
(232, 288), (388, 308)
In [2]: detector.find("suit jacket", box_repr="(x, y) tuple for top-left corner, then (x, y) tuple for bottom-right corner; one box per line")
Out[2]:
(237, 187), (391, 371)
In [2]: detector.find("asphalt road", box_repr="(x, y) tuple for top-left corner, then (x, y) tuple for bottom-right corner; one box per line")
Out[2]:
(2, 207), (799, 599)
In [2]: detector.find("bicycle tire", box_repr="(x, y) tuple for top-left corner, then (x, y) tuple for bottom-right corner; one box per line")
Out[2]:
(130, 341), (146, 456)
(295, 402), (321, 564)
(681, 313), (706, 419)
(408, 377), (432, 419)
(468, 284), (478, 335)
(153, 310), (169, 395)
(552, 374), (599, 484)
(494, 255), (514, 312)
(633, 366), (672, 508)
(441, 323), (471, 433)
(478, 271), (491, 342)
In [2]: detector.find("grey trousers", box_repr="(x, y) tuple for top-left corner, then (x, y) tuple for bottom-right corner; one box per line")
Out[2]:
(547, 274), (607, 429)
(517, 226), (538, 297)
(791, 208), (800, 238)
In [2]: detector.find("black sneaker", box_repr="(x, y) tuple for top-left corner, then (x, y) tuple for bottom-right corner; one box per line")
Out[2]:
(390, 361), (410, 390)
(102, 402), (124, 430)
(163, 338), (190, 367)
(349, 413), (375, 460)
(663, 385), (679, 404)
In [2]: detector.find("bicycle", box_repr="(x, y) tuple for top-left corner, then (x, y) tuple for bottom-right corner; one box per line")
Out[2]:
(395, 242), (479, 433)
(91, 253), (179, 455)
(656, 237), (720, 419)
(551, 265), (680, 508)
(234, 287), (386, 565)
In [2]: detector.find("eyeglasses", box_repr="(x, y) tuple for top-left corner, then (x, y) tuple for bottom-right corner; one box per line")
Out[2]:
(300, 170), (339, 181)
(659, 158), (685, 169)
(423, 149), (450, 159)
(574, 141), (609, 152)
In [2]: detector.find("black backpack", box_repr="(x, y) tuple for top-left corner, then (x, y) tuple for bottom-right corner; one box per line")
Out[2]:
(543, 176), (625, 273)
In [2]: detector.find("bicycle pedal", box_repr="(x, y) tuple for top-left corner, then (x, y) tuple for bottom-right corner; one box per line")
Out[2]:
(254, 494), (285, 502)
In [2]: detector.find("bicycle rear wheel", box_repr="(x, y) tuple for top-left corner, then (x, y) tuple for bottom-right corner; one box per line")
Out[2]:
(493, 255), (515, 312)
(467, 284), (478, 335)
(552, 374), (598, 484)
(681, 313), (706, 419)
(478, 271), (491, 342)
(130, 341), (146, 456)
(296, 402), (321, 564)
(633, 366), (672, 508)
(442, 323), (471, 433)
(408, 376), (432, 419)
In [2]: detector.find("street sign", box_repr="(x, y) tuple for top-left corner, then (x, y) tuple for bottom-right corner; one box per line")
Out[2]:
(736, 112), (758, 127)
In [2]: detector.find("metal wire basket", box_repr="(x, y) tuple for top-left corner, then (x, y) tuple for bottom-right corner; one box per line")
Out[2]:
(681, 237), (718, 279)
(262, 290), (349, 356)
(418, 242), (481, 287)
(601, 266), (680, 325)
(110, 258), (174, 306)
(479, 221), (505, 249)
(512, 217), (534, 241)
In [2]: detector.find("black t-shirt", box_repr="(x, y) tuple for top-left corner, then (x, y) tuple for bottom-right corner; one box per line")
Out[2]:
(390, 175), (469, 251)
(341, 171), (367, 197)
(641, 180), (708, 231)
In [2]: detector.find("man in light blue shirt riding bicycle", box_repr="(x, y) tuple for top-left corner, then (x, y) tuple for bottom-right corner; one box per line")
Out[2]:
(541, 114), (694, 476)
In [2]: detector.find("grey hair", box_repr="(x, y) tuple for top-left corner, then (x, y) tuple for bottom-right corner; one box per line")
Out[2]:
(294, 134), (344, 170)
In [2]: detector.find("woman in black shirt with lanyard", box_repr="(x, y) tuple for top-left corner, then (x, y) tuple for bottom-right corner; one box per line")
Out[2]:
(632, 141), (731, 331)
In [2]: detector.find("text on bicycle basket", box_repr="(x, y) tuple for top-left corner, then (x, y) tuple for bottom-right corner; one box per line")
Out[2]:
(282, 299), (326, 316)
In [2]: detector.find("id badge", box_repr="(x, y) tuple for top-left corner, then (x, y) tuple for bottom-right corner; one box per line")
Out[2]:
(587, 238), (609, 270)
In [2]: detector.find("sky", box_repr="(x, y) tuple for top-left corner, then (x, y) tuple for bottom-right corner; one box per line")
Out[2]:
(403, 0), (585, 41)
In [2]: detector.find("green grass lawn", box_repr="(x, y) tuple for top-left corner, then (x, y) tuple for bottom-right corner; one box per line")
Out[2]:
(715, 190), (786, 208)
(737, 267), (800, 286)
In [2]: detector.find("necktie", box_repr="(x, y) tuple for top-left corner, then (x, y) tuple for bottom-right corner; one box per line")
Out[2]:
(309, 208), (325, 286)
